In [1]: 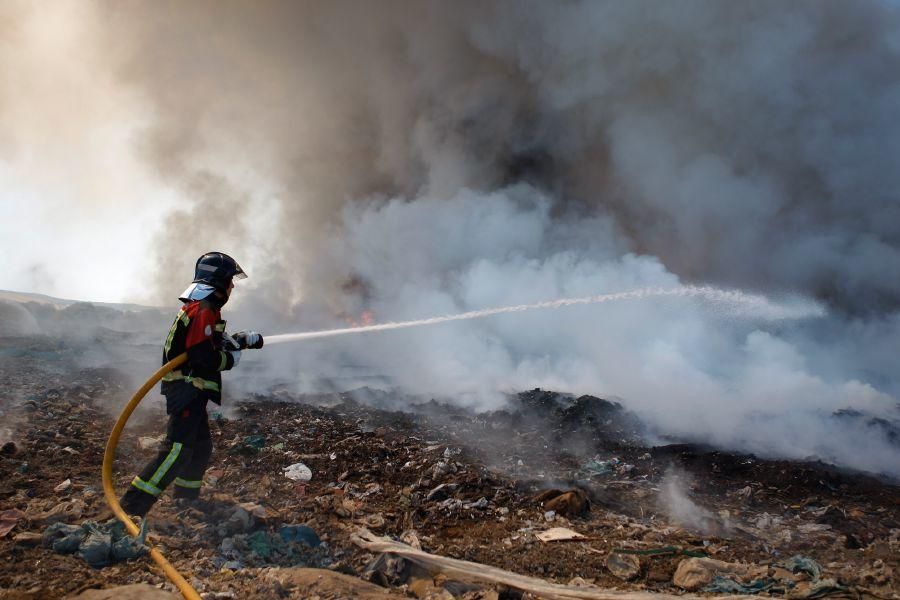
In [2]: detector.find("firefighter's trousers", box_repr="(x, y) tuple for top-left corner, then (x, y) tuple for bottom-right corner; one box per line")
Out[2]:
(120, 391), (213, 516)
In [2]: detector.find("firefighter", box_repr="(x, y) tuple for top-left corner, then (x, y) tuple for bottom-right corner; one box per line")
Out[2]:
(120, 252), (263, 517)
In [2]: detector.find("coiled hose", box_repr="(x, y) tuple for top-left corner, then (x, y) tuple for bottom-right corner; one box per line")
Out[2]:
(101, 352), (202, 600)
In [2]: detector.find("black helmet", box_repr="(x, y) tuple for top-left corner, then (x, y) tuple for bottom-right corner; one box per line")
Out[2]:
(193, 252), (247, 291)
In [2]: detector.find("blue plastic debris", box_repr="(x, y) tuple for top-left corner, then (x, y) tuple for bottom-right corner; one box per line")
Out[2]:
(279, 525), (321, 547)
(43, 519), (148, 568)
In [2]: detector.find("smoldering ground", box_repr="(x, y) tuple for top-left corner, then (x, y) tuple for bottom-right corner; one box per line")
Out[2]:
(2, 2), (899, 476)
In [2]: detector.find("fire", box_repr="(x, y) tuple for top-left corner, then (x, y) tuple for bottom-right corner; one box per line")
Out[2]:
(341, 309), (376, 328)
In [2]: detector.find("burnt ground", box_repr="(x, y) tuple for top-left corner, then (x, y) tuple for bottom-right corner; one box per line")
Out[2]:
(0, 334), (898, 599)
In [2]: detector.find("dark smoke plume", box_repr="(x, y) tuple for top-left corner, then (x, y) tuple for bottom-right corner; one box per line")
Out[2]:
(7, 1), (900, 475)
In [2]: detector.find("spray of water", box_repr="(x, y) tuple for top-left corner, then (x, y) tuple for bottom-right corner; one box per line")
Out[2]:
(266, 285), (824, 345)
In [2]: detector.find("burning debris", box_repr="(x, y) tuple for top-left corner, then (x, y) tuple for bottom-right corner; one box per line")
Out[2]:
(1, 330), (897, 599)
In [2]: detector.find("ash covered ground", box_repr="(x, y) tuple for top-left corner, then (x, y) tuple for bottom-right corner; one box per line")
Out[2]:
(0, 298), (898, 599)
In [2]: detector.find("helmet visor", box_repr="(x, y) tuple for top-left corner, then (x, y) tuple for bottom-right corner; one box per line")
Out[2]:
(232, 260), (248, 280)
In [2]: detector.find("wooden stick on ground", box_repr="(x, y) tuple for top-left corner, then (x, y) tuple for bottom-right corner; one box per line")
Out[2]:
(351, 528), (758, 600)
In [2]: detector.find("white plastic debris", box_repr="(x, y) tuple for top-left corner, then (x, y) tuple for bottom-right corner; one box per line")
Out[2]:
(138, 436), (164, 451)
(536, 527), (585, 542)
(282, 462), (312, 481)
(54, 479), (72, 493)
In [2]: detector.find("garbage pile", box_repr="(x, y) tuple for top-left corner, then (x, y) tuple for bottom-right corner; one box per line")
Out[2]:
(0, 331), (898, 599)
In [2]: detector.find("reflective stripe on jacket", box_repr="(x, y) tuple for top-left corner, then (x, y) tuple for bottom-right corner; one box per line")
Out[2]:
(160, 300), (234, 404)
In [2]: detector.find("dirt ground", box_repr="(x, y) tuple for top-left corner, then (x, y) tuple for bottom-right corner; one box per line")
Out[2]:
(0, 332), (897, 599)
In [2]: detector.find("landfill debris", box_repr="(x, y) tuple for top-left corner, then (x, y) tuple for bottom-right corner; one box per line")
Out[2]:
(535, 527), (585, 542)
(673, 557), (767, 591)
(362, 512), (387, 529)
(214, 526), (331, 569)
(230, 434), (266, 455)
(54, 478), (72, 493)
(704, 575), (778, 595)
(43, 519), (148, 568)
(13, 531), (43, 546)
(0, 508), (26, 538)
(278, 524), (321, 547)
(426, 483), (459, 501)
(613, 545), (707, 558)
(282, 461), (312, 481)
(137, 435), (163, 451)
(606, 552), (642, 581)
(220, 504), (261, 534)
(40, 499), (86, 525)
(1, 327), (897, 599)
(532, 488), (590, 517)
(264, 568), (399, 600)
(778, 555), (823, 579)
(578, 456), (620, 477)
(65, 583), (180, 599)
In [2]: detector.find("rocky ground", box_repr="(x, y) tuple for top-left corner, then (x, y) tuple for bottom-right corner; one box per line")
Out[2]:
(0, 329), (898, 599)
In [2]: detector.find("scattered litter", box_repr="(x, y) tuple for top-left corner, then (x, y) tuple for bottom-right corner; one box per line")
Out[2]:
(778, 555), (822, 580)
(283, 462), (312, 482)
(606, 552), (641, 581)
(12, 531), (43, 546)
(578, 456), (620, 477)
(362, 513), (386, 529)
(40, 499), (85, 525)
(673, 557), (767, 591)
(43, 519), (148, 568)
(426, 483), (458, 501)
(137, 436), (163, 451)
(279, 525), (321, 547)
(704, 575), (778, 595)
(535, 527), (585, 542)
(533, 488), (590, 517)
(0, 509), (26, 538)
(431, 460), (457, 480)
(613, 545), (707, 558)
(54, 478), (72, 493)
(230, 434), (266, 455)
(214, 526), (331, 570)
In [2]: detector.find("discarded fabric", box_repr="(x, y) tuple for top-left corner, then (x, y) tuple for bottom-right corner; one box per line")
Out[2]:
(43, 519), (148, 568)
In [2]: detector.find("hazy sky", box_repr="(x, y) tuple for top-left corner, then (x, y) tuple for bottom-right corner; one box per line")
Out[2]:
(0, 2), (174, 301)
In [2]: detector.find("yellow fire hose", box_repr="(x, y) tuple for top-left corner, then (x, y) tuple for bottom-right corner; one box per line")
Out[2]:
(102, 352), (203, 600)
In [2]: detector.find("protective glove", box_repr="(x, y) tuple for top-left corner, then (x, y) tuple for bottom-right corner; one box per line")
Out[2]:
(232, 330), (264, 349)
(228, 349), (241, 368)
(222, 333), (241, 351)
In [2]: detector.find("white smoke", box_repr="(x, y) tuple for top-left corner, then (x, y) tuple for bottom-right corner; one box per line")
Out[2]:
(2, 1), (899, 476)
(234, 186), (897, 476)
(659, 469), (720, 534)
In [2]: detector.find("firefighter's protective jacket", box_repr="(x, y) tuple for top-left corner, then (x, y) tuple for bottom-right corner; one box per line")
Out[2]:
(160, 299), (235, 406)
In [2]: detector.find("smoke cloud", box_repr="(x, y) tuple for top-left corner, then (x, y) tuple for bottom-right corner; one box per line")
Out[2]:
(3, 1), (899, 476)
